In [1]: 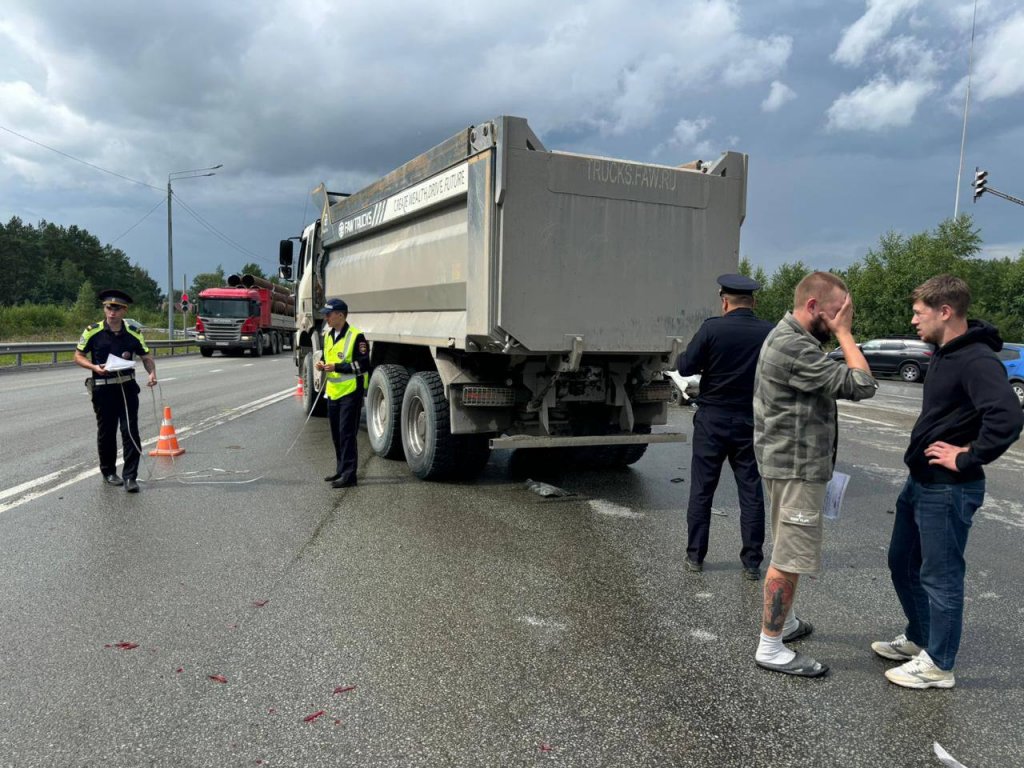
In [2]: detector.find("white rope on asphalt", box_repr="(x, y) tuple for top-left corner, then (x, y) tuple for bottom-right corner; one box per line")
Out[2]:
(116, 371), (327, 487)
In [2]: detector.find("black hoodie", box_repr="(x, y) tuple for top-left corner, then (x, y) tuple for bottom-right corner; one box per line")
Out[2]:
(904, 319), (1023, 484)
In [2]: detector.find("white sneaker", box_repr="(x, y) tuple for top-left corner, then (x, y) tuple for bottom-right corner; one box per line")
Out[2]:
(884, 651), (955, 689)
(871, 633), (923, 661)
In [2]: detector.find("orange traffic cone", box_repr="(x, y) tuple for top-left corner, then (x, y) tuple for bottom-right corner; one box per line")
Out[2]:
(149, 406), (185, 457)
(294, 375), (305, 398)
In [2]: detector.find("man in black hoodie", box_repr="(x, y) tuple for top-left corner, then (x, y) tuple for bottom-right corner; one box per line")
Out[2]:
(872, 275), (1023, 689)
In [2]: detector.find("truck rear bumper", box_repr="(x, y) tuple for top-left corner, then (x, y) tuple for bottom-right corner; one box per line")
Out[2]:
(488, 432), (687, 450)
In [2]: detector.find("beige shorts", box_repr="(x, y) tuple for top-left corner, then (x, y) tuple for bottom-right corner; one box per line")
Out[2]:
(766, 478), (828, 574)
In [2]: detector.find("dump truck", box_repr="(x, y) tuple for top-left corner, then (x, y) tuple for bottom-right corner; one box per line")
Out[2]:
(279, 115), (747, 479)
(195, 274), (294, 357)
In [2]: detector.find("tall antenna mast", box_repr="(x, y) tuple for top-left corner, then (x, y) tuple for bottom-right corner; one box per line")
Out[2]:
(953, 0), (979, 219)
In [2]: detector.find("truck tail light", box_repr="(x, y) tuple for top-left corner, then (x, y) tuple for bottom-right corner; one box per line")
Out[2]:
(461, 386), (515, 407)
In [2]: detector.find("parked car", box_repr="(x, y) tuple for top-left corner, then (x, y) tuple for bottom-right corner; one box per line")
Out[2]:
(998, 342), (1024, 407)
(827, 337), (935, 383)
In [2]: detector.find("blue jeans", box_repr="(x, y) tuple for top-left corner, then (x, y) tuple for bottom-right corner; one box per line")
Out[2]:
(888, 476), (985, 670)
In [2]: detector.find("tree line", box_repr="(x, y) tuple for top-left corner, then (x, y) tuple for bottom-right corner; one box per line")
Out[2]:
(1, 217), (162, 309)
(0, 216), (283, 339)
(742, 215), (1024, 343)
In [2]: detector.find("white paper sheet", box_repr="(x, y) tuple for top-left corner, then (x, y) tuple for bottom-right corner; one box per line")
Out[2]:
(933, 742), (968, 768)
(103, 353), (136, 372)
(823, 471), (850, 520)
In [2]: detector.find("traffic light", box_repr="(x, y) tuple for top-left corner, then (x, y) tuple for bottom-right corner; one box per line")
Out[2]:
(180, 299), (190, 313)
(973, 168), (988, 202)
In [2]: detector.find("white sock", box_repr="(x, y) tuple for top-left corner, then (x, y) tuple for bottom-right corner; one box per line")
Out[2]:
(782, 605), (799, 637)
(756, 632), (795, 665)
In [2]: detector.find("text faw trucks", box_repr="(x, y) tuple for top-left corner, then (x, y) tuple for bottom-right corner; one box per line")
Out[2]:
(195, 274), (295, 358)
(279, 115), (746, 480)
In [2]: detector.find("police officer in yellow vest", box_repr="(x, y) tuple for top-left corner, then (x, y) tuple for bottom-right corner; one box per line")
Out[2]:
(73, 289), (158, 493)
(315, 298), (369, 488)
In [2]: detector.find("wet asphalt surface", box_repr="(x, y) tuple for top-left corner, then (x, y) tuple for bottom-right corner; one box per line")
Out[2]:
(1, 362), (1023, 767)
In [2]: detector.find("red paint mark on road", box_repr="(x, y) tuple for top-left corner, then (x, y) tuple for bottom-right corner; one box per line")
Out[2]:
(540, 743), (553, 752)
(104, 642), (139, 650)
(176, 667), (184, 674)
(303, 710), (325, 723)
(333, 685), (357, 694)
(252, 599), (269, 607)
(208, 674), (228, 684)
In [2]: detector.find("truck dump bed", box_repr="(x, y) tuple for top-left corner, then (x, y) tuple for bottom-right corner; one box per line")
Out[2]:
(319, 116), (746, 354)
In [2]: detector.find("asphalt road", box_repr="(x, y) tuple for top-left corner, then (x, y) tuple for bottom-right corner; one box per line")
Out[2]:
(0, 359), (1022, 767)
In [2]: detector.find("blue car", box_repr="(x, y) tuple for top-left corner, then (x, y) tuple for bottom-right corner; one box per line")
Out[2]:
(998, 343), (1024, 407)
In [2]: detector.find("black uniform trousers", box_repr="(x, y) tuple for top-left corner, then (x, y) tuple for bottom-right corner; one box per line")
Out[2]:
(91, 380), (143, 480)
(328, 391), (363, 484)
(686, 404), (765, 569)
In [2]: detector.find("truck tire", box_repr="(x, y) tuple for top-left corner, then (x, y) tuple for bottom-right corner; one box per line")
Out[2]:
(616, 425), (651, 466)
(367, 364), (410, 459)
(400, 371), (490, 480)
(302, 353), (328, 418)
(253, 332), (264, 357)
(401, 372), (452, 479)
(199, 347), (214, 358)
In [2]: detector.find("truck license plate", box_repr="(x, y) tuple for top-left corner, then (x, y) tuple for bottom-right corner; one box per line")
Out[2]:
(216, 342), (228, 346)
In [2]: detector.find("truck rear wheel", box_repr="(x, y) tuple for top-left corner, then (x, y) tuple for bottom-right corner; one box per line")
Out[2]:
(367, 364), (410, 459)
(303, 352), (328, 417)
(400, 371), (490, 480)
(615, 425), (651, 466)
(252, 332), (264, 357)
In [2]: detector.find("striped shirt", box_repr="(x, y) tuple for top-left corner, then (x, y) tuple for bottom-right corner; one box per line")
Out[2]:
(754, 312), (878, 481)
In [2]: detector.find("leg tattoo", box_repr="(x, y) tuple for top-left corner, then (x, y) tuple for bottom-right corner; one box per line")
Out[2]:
(763, 576), (795, 633)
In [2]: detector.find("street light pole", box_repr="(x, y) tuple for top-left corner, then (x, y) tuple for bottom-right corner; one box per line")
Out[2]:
(167, 164), (222, 339)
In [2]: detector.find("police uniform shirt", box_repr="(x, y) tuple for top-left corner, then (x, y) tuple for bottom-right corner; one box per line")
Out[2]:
(77, 321), (149, 378)
(676, 309), (773, 410)
(327, 323), (370, 389)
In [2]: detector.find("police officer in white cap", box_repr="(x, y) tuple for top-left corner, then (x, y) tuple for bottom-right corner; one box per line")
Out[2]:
(677, 273), (773, 578)
(73, 289), (157, 493)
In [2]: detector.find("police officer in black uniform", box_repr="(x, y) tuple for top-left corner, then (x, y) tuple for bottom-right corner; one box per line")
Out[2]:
(73, 289), (157, 493)
(677, 274), (773, 578)
(314, 298), (370, 488)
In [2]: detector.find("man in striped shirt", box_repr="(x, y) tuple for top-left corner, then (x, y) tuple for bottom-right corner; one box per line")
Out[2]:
(752, 272), (877, 677)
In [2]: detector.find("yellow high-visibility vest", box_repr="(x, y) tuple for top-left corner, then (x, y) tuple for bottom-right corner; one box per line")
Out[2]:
(323, 324), (367, 400)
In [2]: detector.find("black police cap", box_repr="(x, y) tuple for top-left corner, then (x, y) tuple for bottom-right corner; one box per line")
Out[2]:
(716, 273), (761, 295)
(97, 288), (134, 307)
(320, 298), (349, 314)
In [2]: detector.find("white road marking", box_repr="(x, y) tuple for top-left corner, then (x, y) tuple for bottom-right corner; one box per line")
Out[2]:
(0, 387), (296, 516)
(839, 412), (896, 427)
(518, 616), (568, 631)
(209, 369), (223, 373)
(690, 629), (717, 641)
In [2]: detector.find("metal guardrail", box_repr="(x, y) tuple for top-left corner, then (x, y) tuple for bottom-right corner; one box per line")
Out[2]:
(0, 339), (198, 368)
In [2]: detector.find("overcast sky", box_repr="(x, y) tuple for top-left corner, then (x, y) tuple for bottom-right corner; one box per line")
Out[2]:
(2, 0), (1023, 298)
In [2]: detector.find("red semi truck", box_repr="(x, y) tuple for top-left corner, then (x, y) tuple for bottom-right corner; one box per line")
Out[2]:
(194, 274), (294, 358)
